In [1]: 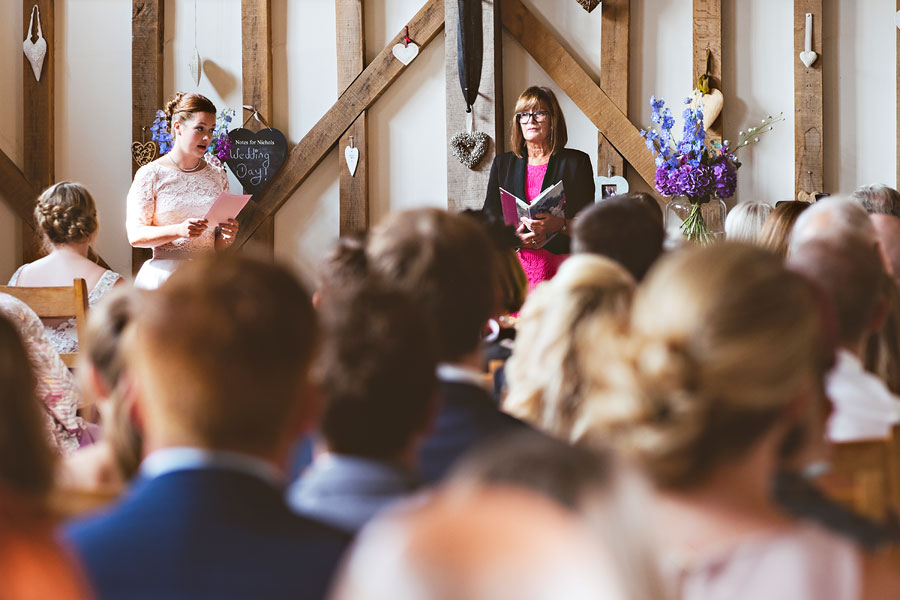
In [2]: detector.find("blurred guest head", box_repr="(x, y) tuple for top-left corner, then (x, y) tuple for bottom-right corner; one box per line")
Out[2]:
(789, 196), (876, 254)
(578, 244), (825, 489)
(851, 183), (900, 218)
(366, 208), (495, 364)
(504, 255), (634, 439)
(572, 193), (664, 281)
(725, 201), (772, 242)
(317, 281), (437, 463)
(870, 214), (900, 280)
(331, 485), (627, 600)
(758, 200), (810, 258)
(461, 209), (528, 317)
(127, 254), (318, 462)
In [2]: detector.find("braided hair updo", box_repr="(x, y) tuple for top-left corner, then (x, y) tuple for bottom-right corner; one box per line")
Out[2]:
(164, 92), (217, 134)
(34, 182), (99, 246)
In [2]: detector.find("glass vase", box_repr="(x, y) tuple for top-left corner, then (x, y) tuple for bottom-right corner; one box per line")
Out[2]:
(664, 196), (727, 248)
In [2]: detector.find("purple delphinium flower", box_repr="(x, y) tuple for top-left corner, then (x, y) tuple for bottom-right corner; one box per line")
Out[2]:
(712, 159), (737, 199)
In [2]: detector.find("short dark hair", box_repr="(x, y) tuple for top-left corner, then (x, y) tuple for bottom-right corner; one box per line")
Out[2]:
(368, 209), (495, 362)
(130, 254), (318, 454)
(787, 236), (886, 345)
(572, 194), (664, 281)
(318, 281), (437, 459)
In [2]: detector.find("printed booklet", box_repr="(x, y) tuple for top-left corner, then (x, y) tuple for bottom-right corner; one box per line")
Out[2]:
(499, 180), (566, 248)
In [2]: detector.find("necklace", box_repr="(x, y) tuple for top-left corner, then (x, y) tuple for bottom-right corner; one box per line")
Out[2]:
(168, 153), (203, 173)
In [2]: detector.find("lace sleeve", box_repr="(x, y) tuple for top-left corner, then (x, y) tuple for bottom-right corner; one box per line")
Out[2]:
(126, 165), (157, 230)
(0, 295), (84, 454)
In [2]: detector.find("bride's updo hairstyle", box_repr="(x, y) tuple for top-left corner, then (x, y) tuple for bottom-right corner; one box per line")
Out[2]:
(34, 182), (98, 247)
(164, 92), (217, 133)
(576, 243), (825, 489)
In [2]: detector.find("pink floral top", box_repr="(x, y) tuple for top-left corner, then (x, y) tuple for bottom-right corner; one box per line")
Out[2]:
(519, 162), (567, 290)
(0, 293), (84, 454)
(525, 163), (549, 202)
(126, 157), (229, 258)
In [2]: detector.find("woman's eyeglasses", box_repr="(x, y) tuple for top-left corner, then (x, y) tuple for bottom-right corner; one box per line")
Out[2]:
(516, 110), (550, 123)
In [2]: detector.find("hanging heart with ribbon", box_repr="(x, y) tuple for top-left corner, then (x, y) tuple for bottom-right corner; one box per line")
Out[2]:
(22, 5), (47, 82)
(224, 107), (288, 194)
(131, 128), (159, 167)
(392, 26), (419, 65)
(690, 49), (724, 132)
(345, 136), (359, 177)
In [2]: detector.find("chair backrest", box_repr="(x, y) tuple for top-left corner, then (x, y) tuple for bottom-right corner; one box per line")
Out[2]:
(0, 279), (89, 368)
(825, 436), (892, 523)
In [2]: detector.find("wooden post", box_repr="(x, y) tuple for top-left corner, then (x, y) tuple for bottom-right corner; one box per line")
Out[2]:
(445, 0), (503, 211)
(241, 0), (275, 256)
(22, 0), (54, 262)
(598, 0), (629, 179)
(897, 0), (900, 190)
(693, 0), (722, 143)
(337, 0), (369, 233)
(131, 0), (164, 274)
(794, 1), (824, 199)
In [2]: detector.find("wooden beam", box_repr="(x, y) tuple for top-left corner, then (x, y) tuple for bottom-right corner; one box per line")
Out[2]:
(22, 0), (54, 263)
(897, 0), (900, 190)
(693, 0), (722, 142)
(598, 0), (629, 178)
(241, 0), (275, 256)
(794, 1), (824, 198)
(235, 0), (445, 247)
(337, 0), (369, 233)
(500, 0), (656, 188)
(0, 147), (38, 229)
(131, 0), (163, 275)
(445, 0), (503, 211)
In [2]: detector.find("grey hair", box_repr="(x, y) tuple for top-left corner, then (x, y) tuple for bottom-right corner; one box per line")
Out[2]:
(851, 184), (900, 218)
(725, 201), (773, 243)
(789, 196), (876, 255)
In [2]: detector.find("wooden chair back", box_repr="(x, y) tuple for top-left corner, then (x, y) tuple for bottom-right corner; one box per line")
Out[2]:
(0, 278), (89, 368)
(824, 435), (893, 523)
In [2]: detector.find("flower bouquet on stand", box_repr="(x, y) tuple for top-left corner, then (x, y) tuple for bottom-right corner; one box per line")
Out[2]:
(150, 108), (235, 163)
(640, 96), (782, 246)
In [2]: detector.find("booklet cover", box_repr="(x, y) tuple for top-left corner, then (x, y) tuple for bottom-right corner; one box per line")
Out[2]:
(499, 180), (566, 248)
(204, 192), (252, 226)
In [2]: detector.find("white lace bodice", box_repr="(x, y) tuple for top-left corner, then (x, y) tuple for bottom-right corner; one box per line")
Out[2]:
(126, 156), (229, 257)
(8, 267), (123, 354)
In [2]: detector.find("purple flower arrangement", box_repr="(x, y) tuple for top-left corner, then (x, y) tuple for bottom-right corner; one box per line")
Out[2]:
(640, 95), (782, 243)
(150, 107), (235, 161)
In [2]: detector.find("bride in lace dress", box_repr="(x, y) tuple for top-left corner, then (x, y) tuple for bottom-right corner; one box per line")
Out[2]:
(126, 92), (238, 290)
(8, 182), (123, 355)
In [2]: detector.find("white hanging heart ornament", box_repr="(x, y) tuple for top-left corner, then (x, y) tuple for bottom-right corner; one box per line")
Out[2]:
(189, 48), (202, 86)
(799, 50), (817, 69)
(689, 89), (724, 132)
(392, 42), (419, 66)
(450, 132), (489, 170)
(22, 5), (47, 82)
(799, 13), (818, 68)
(345, 145), (359, 177)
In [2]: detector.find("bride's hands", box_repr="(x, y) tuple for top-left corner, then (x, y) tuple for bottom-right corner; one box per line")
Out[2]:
(176, 218), (208, 238)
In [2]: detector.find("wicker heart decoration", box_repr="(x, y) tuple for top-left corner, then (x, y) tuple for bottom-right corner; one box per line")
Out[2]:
(131, 141), (158, 167)
(576, 0), (600, 13)
(450, 132), (489, 170)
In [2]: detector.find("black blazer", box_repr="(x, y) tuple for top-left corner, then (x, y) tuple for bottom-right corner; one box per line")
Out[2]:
(483, 148), (595, 254)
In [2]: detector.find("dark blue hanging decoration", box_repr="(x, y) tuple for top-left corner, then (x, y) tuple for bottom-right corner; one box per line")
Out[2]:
(457, 0), (483, 113)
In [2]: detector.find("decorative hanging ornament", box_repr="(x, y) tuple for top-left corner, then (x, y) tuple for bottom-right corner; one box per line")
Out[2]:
(576, 0), (600, 13)
(345, 136), (359, 177)
(223, 107), (288, 194)
(689, 49), (724, 132)
(392, 26), (419, 65)
(22, 4), (47, 82)
(131, 127), (159, 167)
(457, 0), (483, 113)
(451, 110), (489, 170)
(799, 13), (818, 68)
(188, 0), (203, 86)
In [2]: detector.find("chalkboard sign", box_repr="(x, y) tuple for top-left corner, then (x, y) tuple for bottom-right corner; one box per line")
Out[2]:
(225, 128), (288, 194)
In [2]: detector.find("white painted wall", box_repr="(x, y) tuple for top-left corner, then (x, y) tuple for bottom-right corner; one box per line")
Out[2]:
(1, 0), (897, 278)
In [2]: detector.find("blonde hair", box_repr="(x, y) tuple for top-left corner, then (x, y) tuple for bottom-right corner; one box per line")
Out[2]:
(34, 182), (98, 247)
(724, 201), (772, 242)
(510, 86), (568, 158)
(576, 244), (824, 488)
(504, 255), (634, 439)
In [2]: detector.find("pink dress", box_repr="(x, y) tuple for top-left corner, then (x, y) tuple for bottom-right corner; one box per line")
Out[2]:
(518, 163), (569, 291)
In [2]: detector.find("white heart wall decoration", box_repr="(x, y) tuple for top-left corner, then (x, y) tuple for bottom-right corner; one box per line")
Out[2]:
(345, 145), (359, 177)
(392, 42), (419, 66)
(799, 50), (818, 68)
(689, 89), (724, 133)
(22, 5), (47, 82)
(594, 175), (629, 202)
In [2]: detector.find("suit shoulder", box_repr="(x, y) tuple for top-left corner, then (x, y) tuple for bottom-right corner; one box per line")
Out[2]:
(558, 148), (592, 165)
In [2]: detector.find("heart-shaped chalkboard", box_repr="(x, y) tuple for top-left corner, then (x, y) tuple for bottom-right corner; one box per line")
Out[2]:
(225, 128), (288, 194)
(450, 131), (489, 170)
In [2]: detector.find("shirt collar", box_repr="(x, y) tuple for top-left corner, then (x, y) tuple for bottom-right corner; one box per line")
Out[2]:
(140, 447), (283, 488)
(436, 362), (487, 389)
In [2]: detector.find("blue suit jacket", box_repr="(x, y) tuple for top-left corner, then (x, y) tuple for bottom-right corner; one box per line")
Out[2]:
(419, 379), (534, 484)
(64, 468), (351, 600)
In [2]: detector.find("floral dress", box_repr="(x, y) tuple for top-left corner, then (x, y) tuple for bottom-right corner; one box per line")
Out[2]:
(0, 293), (84, 454)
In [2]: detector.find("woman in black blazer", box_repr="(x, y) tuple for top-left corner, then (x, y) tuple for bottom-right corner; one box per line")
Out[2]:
(483, 86), (595, 289)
